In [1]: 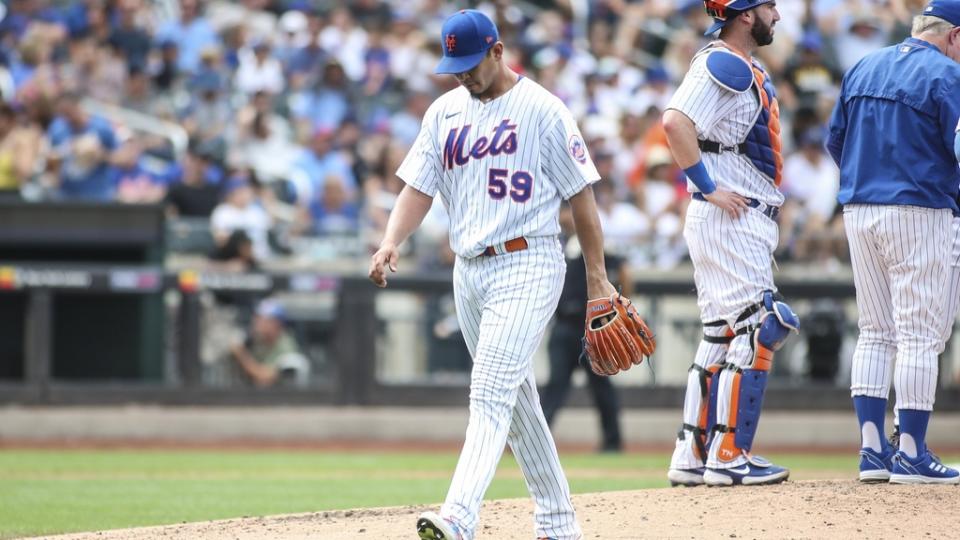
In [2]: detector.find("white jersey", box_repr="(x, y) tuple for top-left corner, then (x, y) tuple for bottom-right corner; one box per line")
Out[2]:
(397, 76), (600, 257)
(666, 51), (784, 207)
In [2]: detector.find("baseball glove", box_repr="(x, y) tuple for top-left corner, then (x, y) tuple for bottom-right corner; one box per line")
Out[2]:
(583, 293), (656, 376)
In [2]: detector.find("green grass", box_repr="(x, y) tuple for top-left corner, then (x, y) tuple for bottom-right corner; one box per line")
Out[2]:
(1, 449), (952, 539)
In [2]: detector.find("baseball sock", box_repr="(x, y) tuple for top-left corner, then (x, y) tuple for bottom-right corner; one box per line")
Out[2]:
(897, 409), (929, 459)
(853, 396), (886, 452)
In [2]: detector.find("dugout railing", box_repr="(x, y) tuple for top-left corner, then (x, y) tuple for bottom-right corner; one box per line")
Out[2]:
(1, 263), (959, 411)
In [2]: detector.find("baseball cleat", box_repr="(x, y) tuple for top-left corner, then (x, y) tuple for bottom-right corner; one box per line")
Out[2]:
(859, 446), (895, 482)
(703, 455), (789, 486)
(667, 467), (706, 486)
(417, 511), (465, 540)
(889, 451), (960, 485)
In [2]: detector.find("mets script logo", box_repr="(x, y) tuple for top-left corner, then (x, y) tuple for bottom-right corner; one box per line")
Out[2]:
(568, 134), (587, 165)
(443, 119), (519, 170)
(445, 34), (457, 53)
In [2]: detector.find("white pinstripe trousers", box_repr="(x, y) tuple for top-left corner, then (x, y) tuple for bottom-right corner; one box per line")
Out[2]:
(441, 239), (580, 540)
(844, 204), (953, 411)
(680, 199), (779, 468)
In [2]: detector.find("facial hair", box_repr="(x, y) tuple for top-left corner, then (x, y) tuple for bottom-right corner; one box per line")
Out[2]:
(751, 16), (774, 46)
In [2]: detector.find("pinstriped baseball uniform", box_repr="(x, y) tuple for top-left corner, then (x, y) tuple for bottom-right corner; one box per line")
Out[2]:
(945, 217), (960, 343)
(844, 205), (951, 410)
(397, 76), (599, 540)
(666, 45), (784, 471)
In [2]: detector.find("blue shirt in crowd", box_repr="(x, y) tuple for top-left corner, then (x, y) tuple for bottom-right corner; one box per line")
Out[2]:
(47, 115), (120, 201)
(827, 37), (960, 213)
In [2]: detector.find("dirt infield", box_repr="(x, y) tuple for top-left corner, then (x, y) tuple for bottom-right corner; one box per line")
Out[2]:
(38, 480), (960, 540)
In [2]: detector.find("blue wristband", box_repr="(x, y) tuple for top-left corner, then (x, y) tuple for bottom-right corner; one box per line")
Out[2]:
(954, 130), (960, 162)
(683, 160), (717, 195)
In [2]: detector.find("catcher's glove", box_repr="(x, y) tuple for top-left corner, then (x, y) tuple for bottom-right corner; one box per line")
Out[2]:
(583, 293), (656, 376)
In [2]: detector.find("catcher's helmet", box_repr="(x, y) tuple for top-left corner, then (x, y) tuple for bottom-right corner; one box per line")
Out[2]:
(704, 0), (775, 35)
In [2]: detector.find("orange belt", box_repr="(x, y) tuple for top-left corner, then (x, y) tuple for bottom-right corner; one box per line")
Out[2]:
(483, 237), (529, 256)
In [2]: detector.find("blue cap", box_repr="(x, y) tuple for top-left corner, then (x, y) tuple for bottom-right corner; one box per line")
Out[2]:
(256, 299), (287, 323)
(434, 10), (499, 75)
(923, 0), (960, 26)
(703, 0), (775, 36)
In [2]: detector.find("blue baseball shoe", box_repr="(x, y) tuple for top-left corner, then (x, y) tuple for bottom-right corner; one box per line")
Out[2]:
(667, 467), (706, 486)
(417, 511), (465, 540)
(703, 454), (789, 486)
(889, 451), (960, 485)
(859, 446), (894, 483)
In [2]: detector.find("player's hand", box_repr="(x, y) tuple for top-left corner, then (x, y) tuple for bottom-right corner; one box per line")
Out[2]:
(368, 243), (399, 288)
(703, 189), (750, 219)
(586, 278), (617, 301)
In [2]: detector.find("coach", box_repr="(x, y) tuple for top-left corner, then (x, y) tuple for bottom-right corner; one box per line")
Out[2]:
(826, 0), (960, 484)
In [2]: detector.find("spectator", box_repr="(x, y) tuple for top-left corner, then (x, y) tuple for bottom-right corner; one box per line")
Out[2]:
(230, 299), (309, 388)
(0, 102), (42, 198)
(288, 58), (353, 140)
(779, 127), (843, 264)
(46, 90), (119, 200)
(289, 126), (356, 205)
(231, 90), (298, 184)
(112, 139), (168, 204)
(302, 174), (360, 236)
(594, 174), (648, 256)
(209, 229), (258, 273)
(210, 174), (272, 261)
(150, 39), (181, 92)
(109, 0), (152, 71)
(782, 31), (841, 111)
(235, 39), (285, 96)
(636, 145), (686, 269)
(181, 65), (232, 144)
(165, 142), (222, 217)
(154, 0), (220, 74)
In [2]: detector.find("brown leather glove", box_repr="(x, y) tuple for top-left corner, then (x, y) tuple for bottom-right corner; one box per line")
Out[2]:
(583, 293), (656, 376)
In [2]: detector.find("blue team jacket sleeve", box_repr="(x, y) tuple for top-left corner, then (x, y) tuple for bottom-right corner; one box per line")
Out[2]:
(955, 129), (960, 162)
(826, 95), (846, 168)
(939, 83), (960, 162)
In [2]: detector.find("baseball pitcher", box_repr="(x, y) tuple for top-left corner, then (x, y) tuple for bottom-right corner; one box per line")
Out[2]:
(368, 9), (638, 540)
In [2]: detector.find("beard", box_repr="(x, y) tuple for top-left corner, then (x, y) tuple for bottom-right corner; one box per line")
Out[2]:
(751, 16), (774, 46)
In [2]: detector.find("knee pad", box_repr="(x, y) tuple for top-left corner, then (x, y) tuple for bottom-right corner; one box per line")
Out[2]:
(755, 291), (800, 354)
(717, 292), (799, 454)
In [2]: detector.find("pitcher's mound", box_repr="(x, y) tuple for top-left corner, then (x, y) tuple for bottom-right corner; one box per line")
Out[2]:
(42, 480), (959, 539)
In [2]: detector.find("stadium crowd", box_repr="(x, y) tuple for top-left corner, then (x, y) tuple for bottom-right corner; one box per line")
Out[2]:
(0, 0), (926, 270)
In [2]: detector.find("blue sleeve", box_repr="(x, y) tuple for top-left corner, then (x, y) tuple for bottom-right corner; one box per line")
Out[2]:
(826, 95), (847, 168)
(95, 121), (118, 151)
(954, 129), (960, 162)
(940, 82), (960, 161)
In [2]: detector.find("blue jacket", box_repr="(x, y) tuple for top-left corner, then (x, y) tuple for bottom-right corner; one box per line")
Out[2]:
(955, 129), (960, 162)
(827, 38), (960, 212)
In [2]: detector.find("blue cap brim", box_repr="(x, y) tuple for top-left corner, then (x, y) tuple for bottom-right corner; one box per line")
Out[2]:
(704, 20), (726, 36)
(435, 50), (488, 75)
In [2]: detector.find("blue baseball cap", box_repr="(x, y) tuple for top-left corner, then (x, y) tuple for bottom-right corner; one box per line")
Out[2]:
(923, 0), (960, 26)
(703, 0), (775, 36)
(434, 10), (500, 75)
(256, 299), (287, 323)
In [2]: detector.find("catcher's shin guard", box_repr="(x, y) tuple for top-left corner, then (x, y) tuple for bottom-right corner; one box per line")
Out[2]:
(714, 292), (799, 458)
(678, 322), (732, 461)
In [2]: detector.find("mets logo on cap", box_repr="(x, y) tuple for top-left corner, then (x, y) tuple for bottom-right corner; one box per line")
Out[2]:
(446, 33), (457, 53)
(568, 134), (587, 165)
